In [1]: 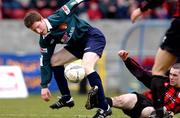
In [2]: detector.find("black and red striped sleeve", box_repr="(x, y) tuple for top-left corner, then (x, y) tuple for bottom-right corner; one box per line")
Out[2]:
(124, 57), (152, 88)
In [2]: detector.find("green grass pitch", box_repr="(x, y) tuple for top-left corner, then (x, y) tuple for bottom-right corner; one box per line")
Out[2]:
(0, 92), (179, 118)
(0, 92), (128, 118)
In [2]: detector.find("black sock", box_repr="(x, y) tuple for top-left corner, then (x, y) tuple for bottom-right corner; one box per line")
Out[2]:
(61, 95), (71, 101)
(52, 66), (71, 96)
(87, 71), (108, 110)
(106, 97), (113, 107)
(151, 75), (166, 118)
(78, 77), (87, 94)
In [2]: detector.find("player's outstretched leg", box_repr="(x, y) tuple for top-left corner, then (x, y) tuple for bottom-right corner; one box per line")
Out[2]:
(151, 75), (166, 118)
(85, 86), (113, 113)
(87, 72), (112, 118)
(85, 86), (112, 118)
(85, 86), (99, 110)
(49, 95), (74, 109)
(92, 105), (112, 118)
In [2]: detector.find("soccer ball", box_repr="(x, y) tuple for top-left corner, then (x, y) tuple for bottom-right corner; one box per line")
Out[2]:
(64, 63), (85, 83)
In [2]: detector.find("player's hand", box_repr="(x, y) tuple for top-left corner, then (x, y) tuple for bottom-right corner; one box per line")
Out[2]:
(130, 8), (142, 23)
(41, 88), (51, 102)
(118, 50), (129, 61)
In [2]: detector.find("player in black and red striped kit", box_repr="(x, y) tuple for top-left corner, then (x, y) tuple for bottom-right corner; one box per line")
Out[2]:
(119, 50), (180, 116)
(85, 50), (180, 118)
(131, 0), (180, 117)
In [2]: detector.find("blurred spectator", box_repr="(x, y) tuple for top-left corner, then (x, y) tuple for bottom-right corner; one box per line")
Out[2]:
(47, 0), (58, 10)
(116, 0), (129, 19)
(164, 0), (176, 18)
(0, 0), (2, 19)
(2, 0), (25, 19)
(75, 2), (87, 15)
(87, 1), (103, 21)
(18, 0), (29, 9)
(127, 0), (139, 17)
(107, 2), (118, 19)
(28, 0), (48, 9)
(150, 2), (169, 19)
(28, 0), (53, 18)
(0, 0), (173, 20)
(75, 2), (88, 20)
(99, 0), (119, 19)
(152, 7), (168, 19)
(99, 0), (110, 18)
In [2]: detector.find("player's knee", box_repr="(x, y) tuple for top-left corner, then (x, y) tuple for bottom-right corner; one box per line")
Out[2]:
(112, 94), (137, 109)
(50, 56), (60, 67)
(82, 65), (94, 75)
(140, 107), (155, 118)
(112, 96), (126, 108)
(50, 58), (57, 67)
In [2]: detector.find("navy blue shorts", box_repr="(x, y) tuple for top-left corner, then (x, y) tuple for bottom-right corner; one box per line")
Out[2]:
(160, 18), (180, 57)
(64, 27), (106, 59)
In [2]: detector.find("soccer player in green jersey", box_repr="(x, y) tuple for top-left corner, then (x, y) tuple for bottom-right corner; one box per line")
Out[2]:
(24, 0), (111, 117)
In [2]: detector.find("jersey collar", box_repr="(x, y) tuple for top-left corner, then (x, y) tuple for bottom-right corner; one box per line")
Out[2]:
(43, 19), (52, 32)
(42, 19), (52, 38)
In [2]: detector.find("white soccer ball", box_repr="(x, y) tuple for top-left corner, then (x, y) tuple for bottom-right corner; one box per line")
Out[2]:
(64, 63), (85, 83)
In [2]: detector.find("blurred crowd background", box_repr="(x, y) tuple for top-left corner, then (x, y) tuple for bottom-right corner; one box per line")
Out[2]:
(0, 0), (176, 20)
(0, 0), (175, 94)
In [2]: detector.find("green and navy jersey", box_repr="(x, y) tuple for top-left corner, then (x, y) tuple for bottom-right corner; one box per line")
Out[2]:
(39, 0), (90, 88)
(47, 5), (90, 44)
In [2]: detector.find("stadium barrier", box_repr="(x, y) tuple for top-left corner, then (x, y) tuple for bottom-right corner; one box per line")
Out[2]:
(118, 20), (170, 92)
(0, 54), (59, 94)
(121, 20), (170, 65)
(0, 53), (107, 94)
(0, 66), (28, 98)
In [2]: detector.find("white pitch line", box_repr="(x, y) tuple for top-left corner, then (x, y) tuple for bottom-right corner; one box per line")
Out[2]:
(0, 114), (92, 118)
(74, 115), (92, 118)
(0, 114), (61, 117)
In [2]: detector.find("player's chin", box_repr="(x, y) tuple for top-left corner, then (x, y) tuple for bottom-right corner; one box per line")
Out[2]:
(41, 32), (46, 35)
